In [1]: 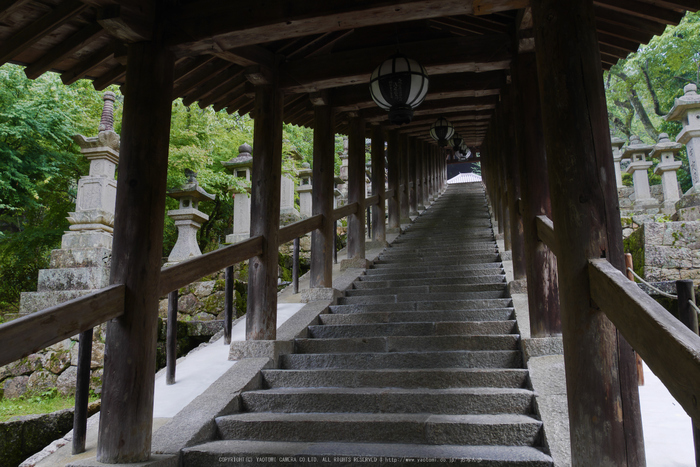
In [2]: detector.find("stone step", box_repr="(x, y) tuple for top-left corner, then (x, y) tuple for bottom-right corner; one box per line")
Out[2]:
(372, 255), (501, 268)
(279, 350), (522, 370)
(328, 298), (513, 314)
(366, 262), (503, 274)
(360, 267), (503, 281)
(261, 368), (529, 389)
(240, 387), (534, 415)
(308, 321), (516, 339)
(352, 275), (506, 289)
(182, 440), (553, 466)
(377, 250), (498, 261)
(380, 243), (497, 255)
(336, 290), (506, 305)
(294, 335), (520, 354)
(344, 283), (506, 297)
(319, 308), (514, 325)
(215, 413), (542, 447)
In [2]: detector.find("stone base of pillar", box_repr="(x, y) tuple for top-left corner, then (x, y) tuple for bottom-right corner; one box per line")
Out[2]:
(340, 257), (371, 271)
(365, 240), (390, 251)
(400, 216), (412, 225)
(416, 204), (426, 212)
(507, 278), (528, 295)
(301, 287), (342, 303)
(386, 227), (402, 235)
(228, 340), (293, 366)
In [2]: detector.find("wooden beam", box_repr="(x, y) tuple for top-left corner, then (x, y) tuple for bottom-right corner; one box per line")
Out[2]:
(246, 76), (284, 340)
(286, 30), (355, 60)
(199, 71), (247, 108)
(332, 202), (359, 222)
(589, 258), (700, 422)
(159, 236), (263, 295)
(0, 0), (32, 24)
(60, 44), (115, 86)
(214, 44), (276, 68)
(363, 95), (499, 122)
(97, 3), (154, 43)
(183, 66), (244, 106)
(0, 285), (124, 368)
(279, 214), (323, 244)
(473, 0), (529, 15)
(593, 0), (684, 25)
(172, 59), (232, 97)
(0, 0), (88, 65)
(173, 55), (216, 82)
(596, 17), (654, 45)
(96, 40), (174, 463)
(596, 30), (640, 53)
(168, 0), (526, 51)
(281, 34), (511, 93)
(593, 4), (667, 36)
(24, 23), (105, 79)
(93, 64), (126, 91)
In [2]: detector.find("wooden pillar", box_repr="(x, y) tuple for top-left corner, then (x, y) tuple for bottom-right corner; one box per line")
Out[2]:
(514, 51), (561, 336)
(421, 142), (430, 208)
(97, 41), (174, 463)
(503, 87), (527, 281)
(430, 146), (437, 200)
(371, 125), (386, 242)
(532, 1), (645, 465)
(399, 134), (411, 223)
(310, 103), (335, 288)
(387, 129), (400, 231)
(408, 137), (418, 215)
(246, 76), (284, 340)
(346, 117), (366, 261)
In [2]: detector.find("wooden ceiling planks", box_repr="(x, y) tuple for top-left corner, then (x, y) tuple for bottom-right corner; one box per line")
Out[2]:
(0, 0), (694, 147)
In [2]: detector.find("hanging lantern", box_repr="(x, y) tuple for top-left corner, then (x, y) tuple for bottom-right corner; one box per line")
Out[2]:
(430, 117), (454, 147)
(450, 134), (464, 154)
(460, 141), (469, 155)
(369, 54), (429, 125)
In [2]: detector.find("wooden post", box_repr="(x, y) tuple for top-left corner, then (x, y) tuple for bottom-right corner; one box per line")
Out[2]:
(676, 279), (700, 464)
(503, 86), (526, 281)
(387, 129), (400, 231)
(166, 290), (177, 385)
(292, 237), (300, 293)
(371, 125), (386, 242)
(399, 134), (411, 223)
(310, 103), (335, 288)
(247, 75), (284, 340)
(346, 116), (366, 262)
(408, 137), (418, 216)
(513, 52), (561, 336)
(532, 0), (645, 464)
(97, 40), (174, 463)
(625, 253), (644, 385)
(421, 142), (430, 208)
(224, 265), (233, 345)
(72, 328), (92, 454)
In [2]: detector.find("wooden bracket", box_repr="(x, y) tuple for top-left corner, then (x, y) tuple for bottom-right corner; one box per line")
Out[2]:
(310, 90), (330, 106)
(97, 4), (154, 43)
(244, 64), (274, 85)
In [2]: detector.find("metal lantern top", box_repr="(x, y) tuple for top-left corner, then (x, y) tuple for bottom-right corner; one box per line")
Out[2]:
(430, 117), (454, 147)
(369, 54), (429, 125)
(449, 134), (464, 153)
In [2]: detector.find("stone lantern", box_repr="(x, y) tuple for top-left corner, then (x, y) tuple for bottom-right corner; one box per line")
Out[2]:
(280, 168), (301, 224)
(297, 162), (313, 218)
(666, 83), (700, 192)
(651, 133), (683, 213)
(165, 170), (214, 266)
(222, 143), (253, 244)
(610, 132), (626, 189)
(623, 135), (656, 209)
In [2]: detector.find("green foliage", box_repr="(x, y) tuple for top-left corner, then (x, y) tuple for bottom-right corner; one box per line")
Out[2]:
(0, 389), (98, 422)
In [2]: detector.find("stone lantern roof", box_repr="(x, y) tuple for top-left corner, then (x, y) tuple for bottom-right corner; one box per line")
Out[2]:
(622, 135), (653, 161)
(167, 170), (215, 202)
(666, 84), (700, 122)
(650, 133), (683, 159)
(222, 143), (253, 172)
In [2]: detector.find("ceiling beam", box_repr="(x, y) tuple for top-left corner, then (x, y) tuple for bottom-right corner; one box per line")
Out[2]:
(592, 0), (684, 25)
(281, 34), (511, 93)
(167, 0), (527, 53)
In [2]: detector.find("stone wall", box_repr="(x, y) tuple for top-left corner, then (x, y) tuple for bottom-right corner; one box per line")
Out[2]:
(625, 221), (700, 283)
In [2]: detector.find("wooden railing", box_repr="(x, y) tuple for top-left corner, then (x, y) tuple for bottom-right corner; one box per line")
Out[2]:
(535, 214), (700, 423)
(0, 195), (385, 368)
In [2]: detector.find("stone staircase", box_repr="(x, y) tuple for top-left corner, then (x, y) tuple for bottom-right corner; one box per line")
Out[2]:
(182, 184), (553, 466)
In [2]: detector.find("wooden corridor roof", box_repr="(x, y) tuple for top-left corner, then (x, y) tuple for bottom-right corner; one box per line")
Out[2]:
(0, 0), (696, 149)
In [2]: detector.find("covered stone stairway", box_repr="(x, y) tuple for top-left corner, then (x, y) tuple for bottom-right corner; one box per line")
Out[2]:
(181, 184), (554, 466)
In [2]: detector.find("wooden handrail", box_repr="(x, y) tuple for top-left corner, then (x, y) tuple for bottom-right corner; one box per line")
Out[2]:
(535, 215), (558, 256)
(332, 202), (359, 222)
(364, 194), (380, 208)
(278, 214), (323, 244)
(159, 235), (263, 295)
(0, 284), (125, 367)
(589, 258), (700, 422)
(385, 188), (395, 199)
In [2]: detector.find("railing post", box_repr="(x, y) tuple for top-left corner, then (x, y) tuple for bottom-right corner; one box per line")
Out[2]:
(72, 328), (93, 454)
(676, 279), (700, 464)
(387, 130), (400, 232)
(224, 265), (233, 345)
(399, 134), (411, 224)
(371, 124), (386, 242)
(333, 220), (338, 264)
(166, 290), (177, 385)
(97, 39), (174, 463)
(293, 237), (300, 294)
(343, 116), (369, 268)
